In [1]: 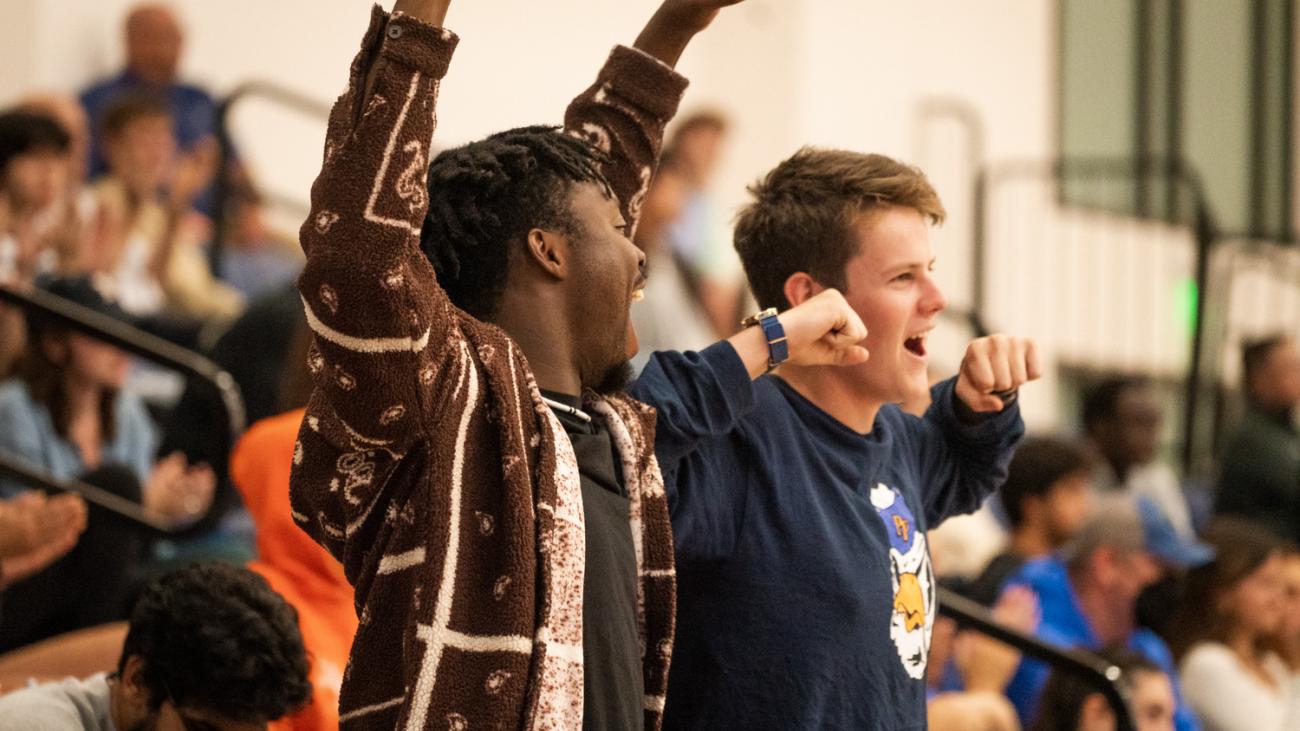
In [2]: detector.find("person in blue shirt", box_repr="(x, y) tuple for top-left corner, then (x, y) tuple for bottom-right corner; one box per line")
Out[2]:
(1000, 494), (1214, 731)
(80, 4), (229, 217)
(630, 148), (1041, 730)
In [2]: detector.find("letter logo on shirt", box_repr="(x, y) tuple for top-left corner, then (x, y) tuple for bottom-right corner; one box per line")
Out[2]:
(870, 483), (935, 681)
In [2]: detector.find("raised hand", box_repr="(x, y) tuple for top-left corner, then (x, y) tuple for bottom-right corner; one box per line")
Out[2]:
(955, 334), (1043, 412)
(634, 0), (748, 67)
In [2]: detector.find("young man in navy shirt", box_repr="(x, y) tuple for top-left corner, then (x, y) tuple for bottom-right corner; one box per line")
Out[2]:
(630, 148), (1040, 729)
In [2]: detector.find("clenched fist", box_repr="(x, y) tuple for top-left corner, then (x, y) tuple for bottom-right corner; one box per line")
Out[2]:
(955, 334), (1042, 412)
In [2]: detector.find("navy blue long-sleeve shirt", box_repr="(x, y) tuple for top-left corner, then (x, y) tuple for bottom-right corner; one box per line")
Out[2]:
(629, 342), (1024, 730)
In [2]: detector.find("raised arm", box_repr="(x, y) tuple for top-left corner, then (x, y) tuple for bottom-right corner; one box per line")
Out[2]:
(291, 2), (457, 564)
(296, 1), (457, 448)
(563, 1), (744, 235)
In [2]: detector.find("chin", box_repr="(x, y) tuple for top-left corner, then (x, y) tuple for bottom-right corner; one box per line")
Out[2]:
(591, 361), (635, 396)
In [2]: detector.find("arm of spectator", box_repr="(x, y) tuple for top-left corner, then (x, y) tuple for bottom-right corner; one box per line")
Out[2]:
(290, 2), (457, 563)
(0, 492), (87, 589)
(954, 585), (1039, 693)
(295, 2), (458, 445)
(927, 692), (1021, 731)
(909, 335), (1040, 524)
(148, 137), (218, 282)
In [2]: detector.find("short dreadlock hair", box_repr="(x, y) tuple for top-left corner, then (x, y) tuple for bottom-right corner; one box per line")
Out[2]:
(420, 125), (612, 320)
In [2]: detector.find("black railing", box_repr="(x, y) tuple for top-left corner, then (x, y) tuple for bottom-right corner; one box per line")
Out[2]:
(938, 587), (1137, 731)
(0, 284), (245, 531)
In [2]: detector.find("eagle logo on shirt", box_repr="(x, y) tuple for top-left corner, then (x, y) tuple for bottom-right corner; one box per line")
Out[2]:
(871, 483), (935, 680)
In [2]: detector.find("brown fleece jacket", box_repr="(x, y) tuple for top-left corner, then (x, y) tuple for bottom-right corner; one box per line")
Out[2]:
(290, 6), (687, 730)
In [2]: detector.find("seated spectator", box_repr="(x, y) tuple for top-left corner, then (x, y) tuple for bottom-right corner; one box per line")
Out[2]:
(969, 436), (1096, 605)
(1001, 495), (1211, 730)
(80, 4), (227, 212)
(0, 110), (74, 376)
(629, 152), (716, 372)
(1170, 518), (1300, 730)
(660, 111), (745, 337)
(0, 490), (86, 590)
(0, 275), (214, 521)
(0, 562), (311, 730)
(1084, 377), (1195, 536)
(928, 583), (1038, 731)
(0, 276), (215, 648)
(1277, 546), (1300, 674)
(213, 181), (303, 301)
(230, 407), (356, 731)
(1217, 335), (1300, 544)
(89, 95), (242, 328)
(1031, 646), (1177, 731)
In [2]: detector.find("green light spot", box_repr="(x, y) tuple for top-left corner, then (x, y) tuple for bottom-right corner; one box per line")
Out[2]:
(1176, 278), (1198, 334)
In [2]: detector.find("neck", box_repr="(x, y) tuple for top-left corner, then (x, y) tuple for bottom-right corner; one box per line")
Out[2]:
(1225, 627), (1261, 663)
(493, 293), (582, 397)
(778, 363), (882, 433)
(63, 374), (102, 420)
(108, 676), (133, 731)
(1072, 569), (1135, 645)
(1107, 454), (1132, 483)
(1009, 527), (1054, 559)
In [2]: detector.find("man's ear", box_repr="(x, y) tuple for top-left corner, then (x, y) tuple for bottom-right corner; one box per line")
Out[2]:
(782, 272), (825, 308)
(121, 655), (150, 704)
(523, 227), (568, 281)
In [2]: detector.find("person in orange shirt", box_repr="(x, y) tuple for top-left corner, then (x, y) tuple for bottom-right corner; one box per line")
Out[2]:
(230, 408), (356, 731)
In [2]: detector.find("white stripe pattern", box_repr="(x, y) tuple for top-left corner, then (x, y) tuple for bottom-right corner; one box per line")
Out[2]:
(376, 547), (426, 575)
(302, 296), (431, 354)
(405, 343), (478, 731)
(339, 695), (405, 722)
(363, 73), (424, 231)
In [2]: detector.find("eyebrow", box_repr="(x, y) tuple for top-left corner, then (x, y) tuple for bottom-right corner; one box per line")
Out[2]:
(883, 258), (937, 276)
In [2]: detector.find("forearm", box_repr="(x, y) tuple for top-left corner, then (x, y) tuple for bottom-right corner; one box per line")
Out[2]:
(633, 4), (707, 68)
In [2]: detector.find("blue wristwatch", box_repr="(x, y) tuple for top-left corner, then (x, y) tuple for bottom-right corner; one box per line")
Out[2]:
(741, 307), (789, 371)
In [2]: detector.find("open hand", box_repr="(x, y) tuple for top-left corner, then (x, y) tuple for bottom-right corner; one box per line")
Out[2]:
(955, 334), (1042, 412)
(0, 492), (87, 588)
(144, 452), (216, 526)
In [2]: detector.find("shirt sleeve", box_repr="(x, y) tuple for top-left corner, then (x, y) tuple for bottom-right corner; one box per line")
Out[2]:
(904, 377), (1025, 526)
(0, 386), (50, 498)
(563, 45), (689, 238)
(0, 685), (92, 731)
(291, 7), (460, 563)
(629, 341), (756, 472)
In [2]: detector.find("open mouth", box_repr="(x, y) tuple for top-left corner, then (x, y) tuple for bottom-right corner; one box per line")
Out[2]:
(631, 277), (647, 303)
(904, 330), (931, 358)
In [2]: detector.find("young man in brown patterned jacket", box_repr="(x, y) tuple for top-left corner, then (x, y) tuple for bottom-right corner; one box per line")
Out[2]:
(291, 1), (874, 729)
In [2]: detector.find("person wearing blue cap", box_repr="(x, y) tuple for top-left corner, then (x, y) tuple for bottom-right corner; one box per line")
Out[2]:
(997, 493), (1214, 731)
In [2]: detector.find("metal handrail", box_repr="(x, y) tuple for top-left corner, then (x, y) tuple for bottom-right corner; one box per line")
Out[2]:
(210, 80), (330, 273)
(0, 284), (246, 442)
(0, 457), (171, 533)
(937, 587), (1137, 731)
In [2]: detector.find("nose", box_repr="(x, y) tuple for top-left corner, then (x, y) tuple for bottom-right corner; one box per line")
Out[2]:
(919, 274), (947, 316)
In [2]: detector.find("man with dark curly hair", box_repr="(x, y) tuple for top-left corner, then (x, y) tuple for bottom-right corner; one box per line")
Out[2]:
(0, 562), (311, 730)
